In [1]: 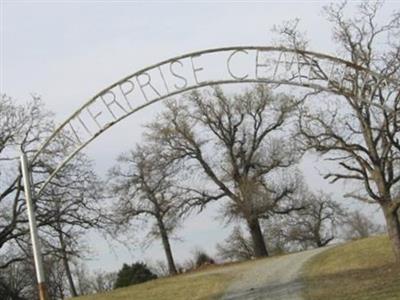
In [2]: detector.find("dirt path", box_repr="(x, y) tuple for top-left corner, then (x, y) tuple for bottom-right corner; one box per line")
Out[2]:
(221, 247), (327, 300)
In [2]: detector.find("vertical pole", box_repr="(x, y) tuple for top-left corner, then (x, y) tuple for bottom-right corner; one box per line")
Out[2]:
(21, 153), (48, 300)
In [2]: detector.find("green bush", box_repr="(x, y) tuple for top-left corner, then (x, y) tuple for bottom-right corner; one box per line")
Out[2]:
(114, 262), (157, 289)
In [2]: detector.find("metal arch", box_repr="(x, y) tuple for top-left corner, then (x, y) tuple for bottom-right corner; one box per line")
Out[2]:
(31, 46), (399, 197)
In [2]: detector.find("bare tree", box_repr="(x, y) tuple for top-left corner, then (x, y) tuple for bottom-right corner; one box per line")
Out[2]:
(262, 217), (293, 255)
(44, 255), (68, 300)
(0, 247), (73, 300)
(4, 147), (103, 298)
(0, 254), (36, 300)
(216, 226), (254, 261)
(146, 85), (303, 257)
(91, 271), (116, 293)
(37, 153), (103, 297)
(73, 263), (93, 296)
(149, 260), (170, 277)
(342, 211), (384, 240)
(109, 144), (183, 275)
(0, 95), (53, 265)
(275, 2), (400, 260)
(281, 191), (345, 249)
(248, 190), (344, 253)
(0, 95), (105, 298)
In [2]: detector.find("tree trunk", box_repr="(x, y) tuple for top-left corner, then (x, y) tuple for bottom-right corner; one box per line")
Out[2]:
(157, 218), (178, 275)
(59, 231), (78, 297)
(383, 204), (400, 262)
(246, 217), (269, 257)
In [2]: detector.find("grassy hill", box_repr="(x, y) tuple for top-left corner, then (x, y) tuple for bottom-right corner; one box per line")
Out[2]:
(302, 235), (400, 300)
(74, 271), (231, 300)
(74, 235), (400, 300)
(73, 258), (260, 300)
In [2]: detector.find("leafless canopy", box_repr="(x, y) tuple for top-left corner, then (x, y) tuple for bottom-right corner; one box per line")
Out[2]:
(276, 1), (400, 260)
(144, 85), (304, 257)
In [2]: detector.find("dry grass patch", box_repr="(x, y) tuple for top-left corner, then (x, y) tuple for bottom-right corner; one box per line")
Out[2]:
(72, 257), (271, 300)
(302, 235), (400, 300)
(74, 271), (234, 300)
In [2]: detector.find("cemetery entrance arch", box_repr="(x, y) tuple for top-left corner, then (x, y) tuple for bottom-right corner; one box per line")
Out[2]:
(21, 46), (396, 300)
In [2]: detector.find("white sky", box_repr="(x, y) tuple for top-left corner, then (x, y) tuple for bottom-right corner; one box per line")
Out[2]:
(1, 0), (398, 273)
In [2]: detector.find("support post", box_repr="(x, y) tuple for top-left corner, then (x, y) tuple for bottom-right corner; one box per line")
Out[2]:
(20, 153), (48, 300)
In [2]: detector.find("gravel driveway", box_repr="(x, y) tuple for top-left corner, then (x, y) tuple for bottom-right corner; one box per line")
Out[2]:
(221, 247), (327, 300)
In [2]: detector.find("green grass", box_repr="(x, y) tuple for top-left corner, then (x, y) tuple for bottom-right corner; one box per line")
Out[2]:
(302, 235), (400, 300)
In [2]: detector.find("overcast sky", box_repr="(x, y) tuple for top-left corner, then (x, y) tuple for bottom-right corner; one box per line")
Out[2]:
(1, 0), (398, 273)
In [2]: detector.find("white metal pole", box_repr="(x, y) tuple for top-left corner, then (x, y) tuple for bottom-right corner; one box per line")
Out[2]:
(20, 153), (48, 300)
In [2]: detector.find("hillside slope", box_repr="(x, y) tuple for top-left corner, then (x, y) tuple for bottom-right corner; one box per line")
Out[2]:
(73, 258), (259, 300)
(302, 235), (400, 300)
(222, 247), (325, 300)
(73, 248), (324, 300)
(73, 235), (399, 300)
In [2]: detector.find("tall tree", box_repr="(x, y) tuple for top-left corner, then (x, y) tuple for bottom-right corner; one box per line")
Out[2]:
(109, 144), (182, 275)
(37, 153), (103, 297)
(146, 85), (303, 257)
(0, 95), (53, 263)
(0, 95), (104, 297)
(281, 1), (400, 260)
(268, 191), (345, 250)
(216, 226), (254, 261)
